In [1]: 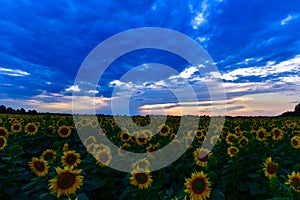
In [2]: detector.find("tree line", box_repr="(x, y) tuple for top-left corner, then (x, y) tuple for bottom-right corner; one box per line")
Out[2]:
(0, 105), (37, 114)
(280, 103), (300, 117)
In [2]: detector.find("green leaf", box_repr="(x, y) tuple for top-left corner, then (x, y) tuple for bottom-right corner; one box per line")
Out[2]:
(210, 189), (225, 200)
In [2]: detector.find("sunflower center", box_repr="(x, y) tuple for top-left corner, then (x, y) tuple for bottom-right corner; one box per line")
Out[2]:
(267, 163), (277, 174)
(66, 155), (76, 164)
(13, 124), (20, 130)
(136, 173), (147, 184)
(0, 129), (6, 136)
(291, 178), (300, 190)
(122, 133), (129, 140)
(138, 137), (146, 143)
(34, 162), (45, 171)
(99, 153), (109, 162)
(57, 172), (76, 189)
(160, 126), (169, 134)
(258, 132), (264, 138)
(27, 125), (36, 132)
(231, 148), (237, 154)
(192, 178), (205, 194)
(292, 139), (298, 146)
(45, 153), (54, 160)
(60, 128), (69, 135)
(0, 138), (5, 147)
(198, 152), (208, 162)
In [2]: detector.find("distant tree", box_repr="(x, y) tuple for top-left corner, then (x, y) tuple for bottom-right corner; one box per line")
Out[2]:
(295, 103), (300, 114)
(19, 108), (26, 114)
(0, 105), (6, 113)
(6, 107), (13, 114)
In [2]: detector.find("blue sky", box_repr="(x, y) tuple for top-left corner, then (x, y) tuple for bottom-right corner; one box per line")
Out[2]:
(0, 0), (300, 116)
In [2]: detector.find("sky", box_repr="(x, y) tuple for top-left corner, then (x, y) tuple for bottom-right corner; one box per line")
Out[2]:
(0, 0), (300, 116)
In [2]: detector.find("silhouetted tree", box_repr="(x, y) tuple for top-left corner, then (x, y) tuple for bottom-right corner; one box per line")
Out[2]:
(0, 105), (6, 113)
(295, 103), (300, 114)
(19, 108), (26, 114)
(6, 107), (13, 114)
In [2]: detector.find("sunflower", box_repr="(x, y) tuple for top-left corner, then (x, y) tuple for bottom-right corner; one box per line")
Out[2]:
(83, 136), (96, 146)
(47, 126), (56, 134)
(210, 135), (220, 145)
(93, 143), (110, 153)
(135, 132), (148, 145)
(48, 166), (84, 198)
(142, 130), (153, 139)
(0, 127), (9, 137)
(286, 171), (300, 192)
(11, 123), (22, 133)
(263, 157), (278, 179)
(132, 158), (150, 170)
(95, 149), (112, 167)
(58, 126), (72, 138)
(291, 136), (300, 149)
(63, 143), (69, 152)
(195, 130), (205, 139)
(0, 136), (7, 150)
(194, 148), (211, 167)
(25, 123), (38, 135)
(61, 150), (81, 167)
(41, 149), (57, 161)
(159, 124), (171, 137)
(271, 128), (283, 141)
(90, 119), (98, 128)
(120, 131), (131, 142)
(28, 157), (48, 177)
(184, 171), (211, 200)
(146, 143), (160, 158)
(228, 146), (239, 158)
(226, 133), (237, 145)
(256, 128), (267, 141)
(118, 143), (130, 157)
(130, 168), (153, 189)
(238, 136), (249, 148)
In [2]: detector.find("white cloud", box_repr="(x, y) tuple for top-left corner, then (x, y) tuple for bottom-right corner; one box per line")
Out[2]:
(221, 55), (300, 81)
(0, 67), (30, 76)
(169, 66), (198, 79)
(65, 85), (80, 92)
(88, 90), (99, 94)
(191, 0), (209, 29)
(281, 14), (294, 25)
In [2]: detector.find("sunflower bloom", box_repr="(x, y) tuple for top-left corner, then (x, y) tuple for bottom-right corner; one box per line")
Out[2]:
(228, 146), (239, 158)
(158, 124), (171, 137)
(62, 150), (81, 167)
(184, 171), (211, 200)
(95, 149), (112, 167)
(58, 125), (72, 138)
(291, 136), (300, 149)
(25, 123), (38, 135)
(48, 166), (84, 198)
(130, 168), (153, 189)
(0, 127), (8, 137)
(194, 148), (211, 167)
(11, 123), (22, 133)
(0, 136), (7, 150)
(286, 171), (300, 192)
(271, 128), (283, 141)
(28, 157), (49, 177)
(41, 149), (57, 161)
(263, 157), (278, 179)
(256, 128), (267, 141)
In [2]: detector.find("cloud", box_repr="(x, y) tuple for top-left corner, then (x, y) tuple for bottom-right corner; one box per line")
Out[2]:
(221, 55), (300, 81)
(280, 14), (294, 25)
(0, 67), (30, 76)
(65, 85), (80, 92)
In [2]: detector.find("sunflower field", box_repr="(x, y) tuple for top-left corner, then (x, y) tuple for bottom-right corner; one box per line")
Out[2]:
(0, 113), (300, 200)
